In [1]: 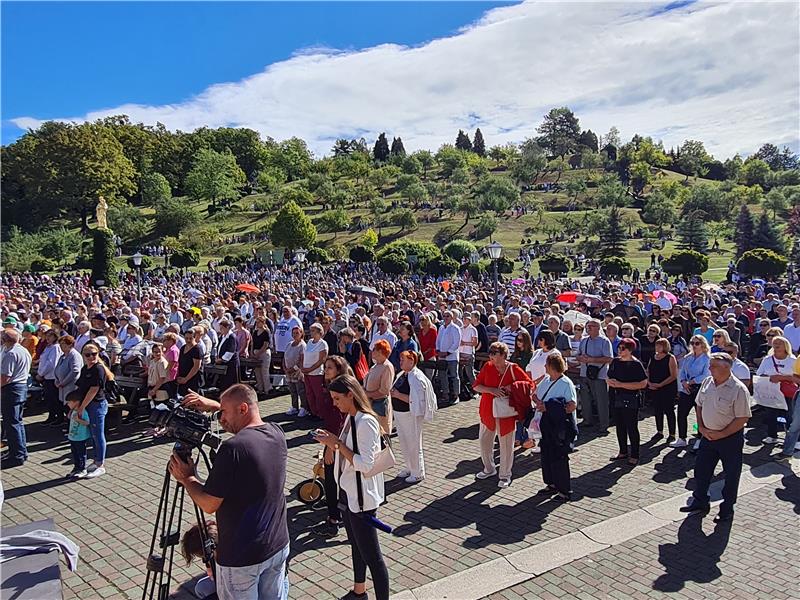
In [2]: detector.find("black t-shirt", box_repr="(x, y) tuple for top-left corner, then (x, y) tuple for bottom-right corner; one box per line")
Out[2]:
(76, 363), (107, 402)
(324, 330), (338, 356)
(252, 328), (271, 353)
(203, 423), (289, 567)
(391, 373), (411, 412)
(608, 358), (647, 407)
(178, 345), (202, 378)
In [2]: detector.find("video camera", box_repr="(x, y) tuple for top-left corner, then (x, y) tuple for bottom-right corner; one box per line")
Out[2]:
(149, 399), (222, 459)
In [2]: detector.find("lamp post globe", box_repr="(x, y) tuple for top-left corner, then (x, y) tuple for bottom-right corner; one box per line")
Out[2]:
(486, 242), (503, 307)
(294, 248), (307, 296)
(132, 251), (143, 300)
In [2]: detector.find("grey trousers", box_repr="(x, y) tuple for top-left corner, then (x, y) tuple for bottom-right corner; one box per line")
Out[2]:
(579, 377), (610, 429)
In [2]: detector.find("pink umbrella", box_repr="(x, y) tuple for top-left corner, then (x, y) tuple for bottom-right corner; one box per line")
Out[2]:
(511, 278), (526, 285)
(579, 294), (603, 307)
(652, 289), (677, 303)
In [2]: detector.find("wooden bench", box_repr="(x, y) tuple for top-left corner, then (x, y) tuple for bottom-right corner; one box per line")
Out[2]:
(240, 355), (288, 391)
(108, 374), (148, 427)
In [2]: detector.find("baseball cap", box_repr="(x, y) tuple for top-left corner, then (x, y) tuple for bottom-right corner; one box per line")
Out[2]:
(23, 324), (36, 333)
(3, 316), (18, 325)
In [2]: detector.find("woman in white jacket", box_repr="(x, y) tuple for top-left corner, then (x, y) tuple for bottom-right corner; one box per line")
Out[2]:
(390, 351), (436, 483)
(314, 374), (390, 600)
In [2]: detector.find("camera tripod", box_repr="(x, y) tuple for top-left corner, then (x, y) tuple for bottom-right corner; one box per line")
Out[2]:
(142, 443), (216, 600)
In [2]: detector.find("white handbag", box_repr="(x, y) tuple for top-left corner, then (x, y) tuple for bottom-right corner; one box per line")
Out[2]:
(492, 364), (518, 418)
(348, 416), (397, 477)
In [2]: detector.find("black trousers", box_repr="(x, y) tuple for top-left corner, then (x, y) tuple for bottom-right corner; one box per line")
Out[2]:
(652, 393), (676, 436)
(340, 491), (390, 600)
(692, 430), (744, 515)
(614, 406), (640, 459)
(323, 461), (340, 522)
(540, 444), (571, 495)
(43, 379), (63, 422)
(677, 390), (698, 439)
(762, 406), (786, 438)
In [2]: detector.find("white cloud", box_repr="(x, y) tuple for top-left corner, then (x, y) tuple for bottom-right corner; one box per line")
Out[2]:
(10, 1), (800, 159)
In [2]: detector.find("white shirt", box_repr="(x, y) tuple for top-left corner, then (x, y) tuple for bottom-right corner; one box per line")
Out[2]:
(783, 322), (800, 354)
(370, 330), (398, 352)
(274, 315), (303, 353)
(527, 348), (561, 383)
(334, 412), (385, 513)
(302, 338), (328, 376)
(435, 322), (461, 361)
(458, 325), (478, 356)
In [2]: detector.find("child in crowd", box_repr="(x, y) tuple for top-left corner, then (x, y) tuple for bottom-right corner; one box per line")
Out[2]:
(65, 391), (91, 479)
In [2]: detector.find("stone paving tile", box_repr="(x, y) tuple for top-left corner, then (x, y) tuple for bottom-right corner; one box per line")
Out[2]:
(2, 394), (796, 599)
(483, 484), (800, 599)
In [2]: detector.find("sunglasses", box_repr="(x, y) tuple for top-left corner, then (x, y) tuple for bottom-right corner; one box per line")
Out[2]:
(766, 333), (776, 338)
(713, 334), (722, 338)
(83, 352), (98, 357)
(760, 324), (769, 327)
(489, 350), (504, 356)
(691, 342), (702, 346)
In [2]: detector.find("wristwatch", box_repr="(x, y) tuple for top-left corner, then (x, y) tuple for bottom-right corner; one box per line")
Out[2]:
(334, 443), (340, 451)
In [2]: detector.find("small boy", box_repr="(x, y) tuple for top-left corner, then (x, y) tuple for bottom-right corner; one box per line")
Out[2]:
(65, 391), (91, 479)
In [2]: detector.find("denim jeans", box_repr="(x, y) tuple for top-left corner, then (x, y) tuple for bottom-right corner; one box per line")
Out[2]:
(1, 383), (28, 461)
(781, 393), (800, 456)
(70, 439), (87, 471)
(215, 543), (290, 600)
(86, 399), (108, 464)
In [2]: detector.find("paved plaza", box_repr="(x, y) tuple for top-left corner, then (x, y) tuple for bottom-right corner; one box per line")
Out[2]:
(2, 392), (799, 600)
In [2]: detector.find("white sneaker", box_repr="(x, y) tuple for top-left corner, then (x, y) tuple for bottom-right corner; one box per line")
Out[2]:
(762, 436), (780, 445)
(286, 407), (299, 416)
(85, 466), (106, 479)
(669, 438), (688, 448)
(497, 478), (511, 488)
(405, 475), (424, 484)
(475, 469), (497, 480)
(298, 408), (309, 418)
(531, 446), (541, 453)
(397, 469), (411, 478)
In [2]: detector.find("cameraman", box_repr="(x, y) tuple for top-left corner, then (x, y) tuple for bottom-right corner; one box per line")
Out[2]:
(168, 384), (290, 600)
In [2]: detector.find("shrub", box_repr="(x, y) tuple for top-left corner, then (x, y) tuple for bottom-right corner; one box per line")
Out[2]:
(378, 251), (408, 274)
(599, 256), (632, 277)
(180, 225), (221, 253)
(358, 228), (379, 249)
(496, 255), (515, 274)
(126, 255), (154, 270)
(433, 225), (462, 248)
(737, 248), (788, 278)
(306, 246), (332, 264)
(222, 253), (248, 267)
(473, 215), (497, 240)
(170, 248), (200, 269)
(661, 250), (708, 276)
(538, 253), (570, 275)
(349, 245), (375, 263)
(31, 258), (56, 272)
(442, 240), (477, 262)
(467, 261), (488, 279)
(377, 240), (439, 268)
(91, 228), (118, 287)
(424, 255), (460, 276)
(154, 197), (200, 238)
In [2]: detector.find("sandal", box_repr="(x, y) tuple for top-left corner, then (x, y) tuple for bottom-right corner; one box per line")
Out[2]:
(628, 458), (639, 466)
(609, 453), (628, 461)
(522, 439), (535, 449)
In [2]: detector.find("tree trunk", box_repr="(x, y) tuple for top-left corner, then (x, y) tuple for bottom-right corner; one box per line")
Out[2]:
(80, 205), (89, 234)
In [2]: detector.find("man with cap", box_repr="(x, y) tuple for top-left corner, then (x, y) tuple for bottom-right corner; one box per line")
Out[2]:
(680, 352), (751, 523)
(1, 329), (32, 467)
(526, 310), (546, 344)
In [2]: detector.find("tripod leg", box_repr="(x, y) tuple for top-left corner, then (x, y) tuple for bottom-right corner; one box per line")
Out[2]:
(142, 467), (172, 600)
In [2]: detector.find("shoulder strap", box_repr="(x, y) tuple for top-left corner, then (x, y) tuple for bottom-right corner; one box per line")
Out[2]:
(539, 379), (558, 403)
(771, 356), (781, 373)
(350, 414), (365, 513)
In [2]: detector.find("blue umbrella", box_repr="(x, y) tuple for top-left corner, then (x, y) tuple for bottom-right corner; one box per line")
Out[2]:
(751, 278), (765, 285)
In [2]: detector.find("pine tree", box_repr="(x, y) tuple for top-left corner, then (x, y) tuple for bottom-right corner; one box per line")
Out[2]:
(390, 137), (406, 157)
(455, 130), (472, 152)
(676, 211), (708, 252)
(734, 204), (755, 257)
(752, 211), (785, 253)
(472, 128), (486, 156)
(373, 133), (390, 162)
(599, 206), (626, 258)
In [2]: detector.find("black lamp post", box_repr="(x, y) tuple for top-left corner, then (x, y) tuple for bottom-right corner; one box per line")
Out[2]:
(132, 251), (143, 300)
(294, 248), (307, 296)
(487, 241), (503, 307)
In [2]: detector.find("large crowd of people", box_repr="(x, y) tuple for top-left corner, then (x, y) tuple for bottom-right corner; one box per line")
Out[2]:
(2, 259), (800, 599)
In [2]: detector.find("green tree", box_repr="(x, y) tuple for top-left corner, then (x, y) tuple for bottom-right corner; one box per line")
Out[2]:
(442, 240), (477, 262)
(740, 158), (770, 187)
(41, 227), (81, 266)
(475, 176), (519, 213)
(536, 107), (581, 157)
(763, 188), (788, 218)
(268, 137), (313, 182)
(565, 178), (587, 207)
(424, 255), (460, 276)
(733, 204), (756, 257)
(455, 130), (472, 152)
(373, 133), (390, 162)
(596, 177), (629, 208)
(108, 202), (149, 242)
(390, 137), (406, 157)
(170, 248), (200, 270)
(599, 206), (626, 258)
(436, 145), (468, 177)
(472, 128), (486, 157)
(707, 220), (731, 248)
(270, 200), (317, 249)
(752, 212), (785, 253)
(184, 148), (245, 206)
(511, 139), (549, 185)
(457, 195), (481, 224)
(359, 228), (379, 249)
(368, 167), (391, 195)
(538, 253), (570, 275)
(577, 130), (599, 153)
(401, 182), (429, 208)
(641, 193), (677, 236)
(675, 140), (711, 180)
(600, 257), (632, 277)
(140, 172), (172, 205)
(349, 245), (375, 263)
(402, 155), (422, 175)
(317, 209), (349, 239)
(629, 161), (652, 196)
(154, 197), (200, 237)
(392, 208), (418, 231)
(681, 183), (726, 221)
(676, 211), (709, 252)
(473, 214), (497, 239)
(413, 150), (436, 179)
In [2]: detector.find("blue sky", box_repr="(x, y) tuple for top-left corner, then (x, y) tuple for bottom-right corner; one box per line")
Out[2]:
(2, 1), (510, 144)
(3, 1), (798, 158)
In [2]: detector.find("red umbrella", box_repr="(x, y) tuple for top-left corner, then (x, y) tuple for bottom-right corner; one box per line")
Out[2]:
(557, 291), (579, 303)
(235, 283), (260, 293)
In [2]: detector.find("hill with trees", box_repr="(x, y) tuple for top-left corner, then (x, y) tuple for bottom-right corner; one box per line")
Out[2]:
(2, 108), (798, 279)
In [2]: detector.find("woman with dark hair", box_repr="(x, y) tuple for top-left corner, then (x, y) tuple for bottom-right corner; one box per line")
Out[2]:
(313, 375), (390, 600)
(311, 355), (353, 539)
(647, 338), (679, 443)
(509, 328), (533, 370)
(389, 322), (418, 372)
(338, 328), (364, 374)
(608, 338), (648, 465)
(177, 328), (203, 396)
(215, 319), (239, 393)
